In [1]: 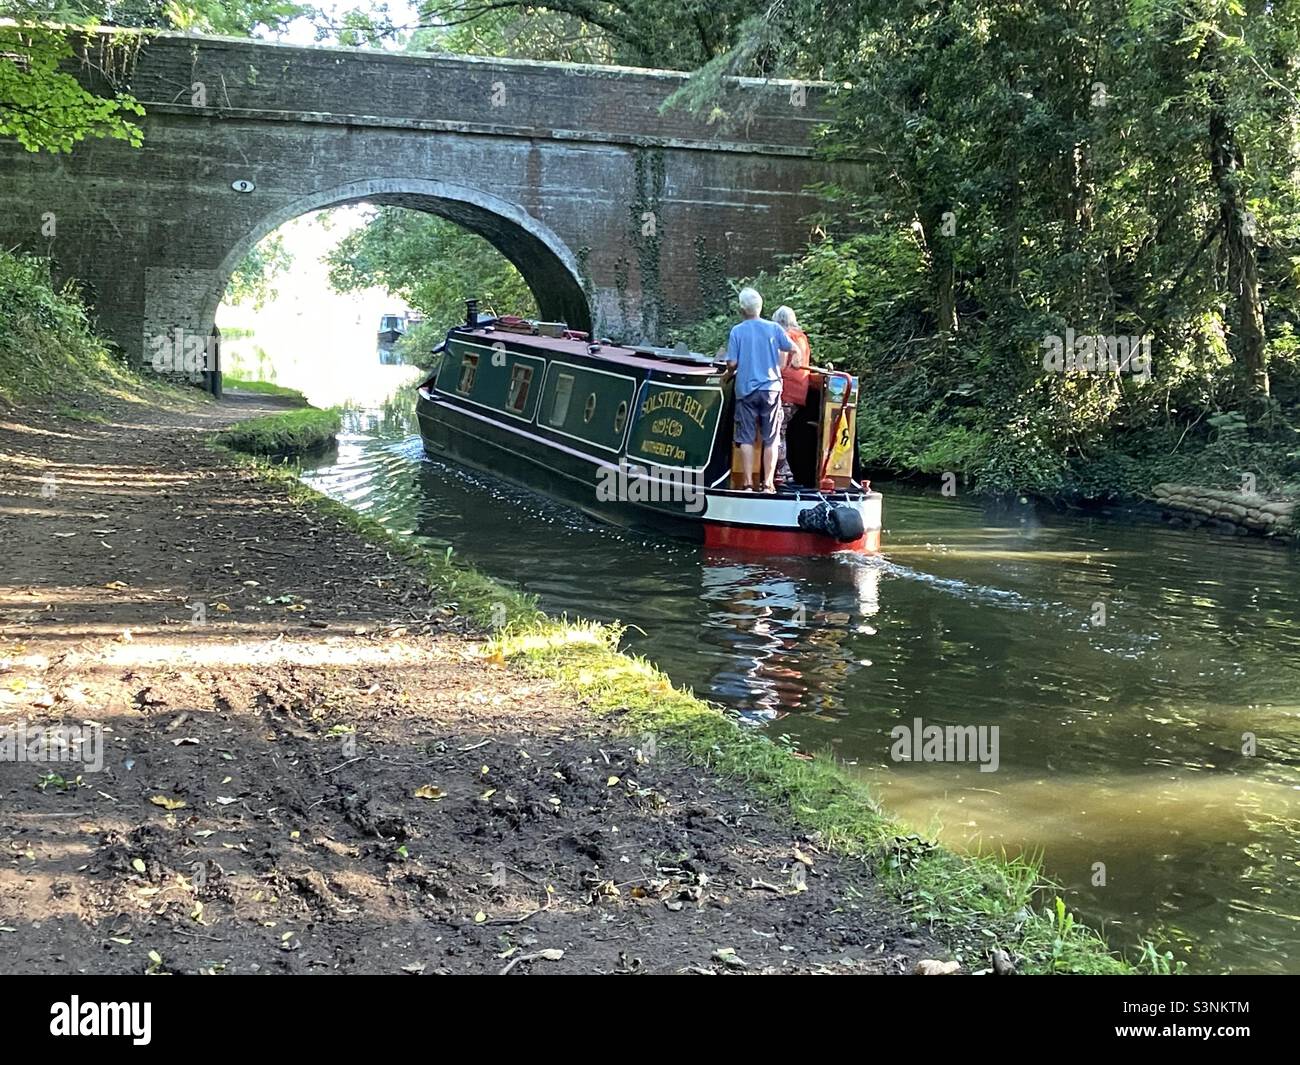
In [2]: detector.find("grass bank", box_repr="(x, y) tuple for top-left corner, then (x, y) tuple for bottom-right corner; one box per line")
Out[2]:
(219, 406), (342, 457)
(221, 375), (308, 404)
(213, 429), (1167, 975)
(0, 249), (196, 410)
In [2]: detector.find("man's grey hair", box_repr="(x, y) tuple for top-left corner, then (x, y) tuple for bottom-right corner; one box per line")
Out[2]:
(773, 305), (799, 330)
(738, 287), (763, 316)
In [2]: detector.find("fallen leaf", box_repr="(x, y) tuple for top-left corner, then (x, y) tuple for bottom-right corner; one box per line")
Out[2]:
(414, 785), (445, 800)
(712, 947), (748, 970)
(130, 858), (146, 874)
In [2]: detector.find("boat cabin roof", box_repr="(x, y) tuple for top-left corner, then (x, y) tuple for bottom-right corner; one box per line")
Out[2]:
(450, 325), (723, 377)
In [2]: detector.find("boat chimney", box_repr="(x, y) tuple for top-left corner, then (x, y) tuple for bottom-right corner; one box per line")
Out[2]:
(465, 299), (479, 327)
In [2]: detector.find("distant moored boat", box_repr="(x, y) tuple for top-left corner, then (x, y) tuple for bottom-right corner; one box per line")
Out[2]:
(378, 313), (410, 365)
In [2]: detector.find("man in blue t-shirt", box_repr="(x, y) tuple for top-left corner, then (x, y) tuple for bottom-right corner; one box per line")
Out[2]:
(723, 287), (796, 492)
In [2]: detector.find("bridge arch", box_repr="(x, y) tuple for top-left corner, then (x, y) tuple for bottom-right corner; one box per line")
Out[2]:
(206, 177), (592, 336)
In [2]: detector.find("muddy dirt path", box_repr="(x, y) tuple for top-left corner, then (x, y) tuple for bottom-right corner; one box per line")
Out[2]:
(0, 389), (946, 974)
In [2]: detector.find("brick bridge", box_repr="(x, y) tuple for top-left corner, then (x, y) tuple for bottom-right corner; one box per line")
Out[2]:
(0, 30), (860, 365)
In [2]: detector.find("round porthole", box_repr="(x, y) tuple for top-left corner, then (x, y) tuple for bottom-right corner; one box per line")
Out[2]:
(584, 393), (597, 423)
(613, 400), (628, 434)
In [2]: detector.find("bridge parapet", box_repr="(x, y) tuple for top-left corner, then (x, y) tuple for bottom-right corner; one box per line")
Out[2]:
(96, 31), (833, 156)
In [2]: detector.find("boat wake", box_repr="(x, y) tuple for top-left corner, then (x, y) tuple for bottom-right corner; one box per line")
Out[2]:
(848, 553), (1036, 609)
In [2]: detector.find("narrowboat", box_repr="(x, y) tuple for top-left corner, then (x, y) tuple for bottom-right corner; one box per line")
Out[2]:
(378, 313), (408, 346)
(414, 302), (882, 554)
(379, 313), (411, 364)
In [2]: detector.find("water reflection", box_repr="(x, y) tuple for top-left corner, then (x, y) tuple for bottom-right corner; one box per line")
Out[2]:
(698, 556), (884, 723)
(299, 409), (1300, 973)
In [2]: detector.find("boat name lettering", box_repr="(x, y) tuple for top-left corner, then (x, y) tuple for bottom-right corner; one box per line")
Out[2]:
(639, 389), (710, 430)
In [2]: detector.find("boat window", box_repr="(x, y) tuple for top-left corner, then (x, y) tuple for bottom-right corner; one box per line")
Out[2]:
(508, 364), (533, 412)
(550, 373), (574, 425)
(613, 400), (628, 435)
(457, 353), (478, 394)
(583, 392), (597, 424)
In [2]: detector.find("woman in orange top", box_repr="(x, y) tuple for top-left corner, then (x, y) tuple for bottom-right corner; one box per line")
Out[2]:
(772, 305), (811, 485)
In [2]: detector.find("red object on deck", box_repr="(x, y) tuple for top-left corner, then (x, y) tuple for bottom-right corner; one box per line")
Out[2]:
(703, 522), (875, 555)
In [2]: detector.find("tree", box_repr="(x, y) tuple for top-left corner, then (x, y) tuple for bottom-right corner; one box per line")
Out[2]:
(226, 232), (294, 308)
(325, 207), (538, 339)
(0, 7), (145, 153)
(326, 1), (764, 67)
(86, 0), (307, 35)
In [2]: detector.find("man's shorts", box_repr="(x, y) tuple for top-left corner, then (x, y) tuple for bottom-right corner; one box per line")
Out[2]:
(735, 388), (783, 447)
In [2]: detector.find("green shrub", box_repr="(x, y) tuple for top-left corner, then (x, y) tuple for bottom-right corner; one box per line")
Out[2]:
(0, 250), (136, 404)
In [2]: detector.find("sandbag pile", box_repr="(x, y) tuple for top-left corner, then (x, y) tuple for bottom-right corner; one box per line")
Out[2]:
(1152, 483), (1297, 537)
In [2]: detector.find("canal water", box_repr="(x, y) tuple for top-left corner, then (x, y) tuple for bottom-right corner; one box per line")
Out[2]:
(299, 408), (1300, 974)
